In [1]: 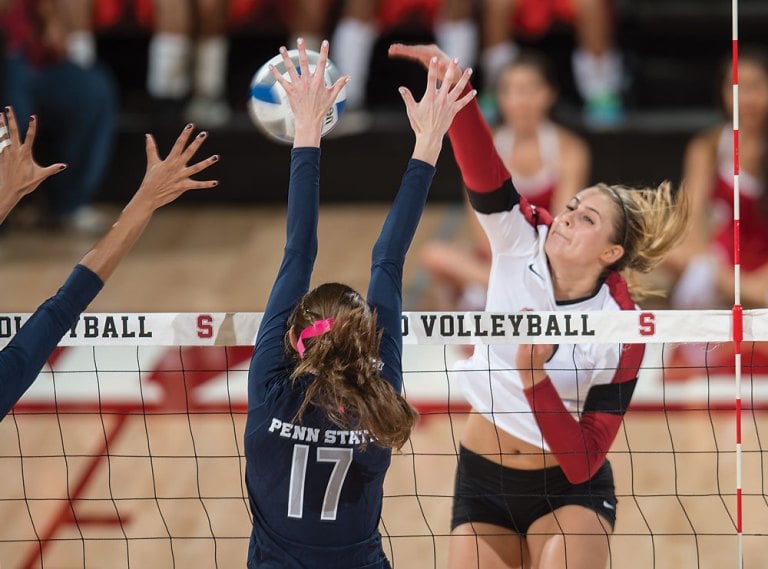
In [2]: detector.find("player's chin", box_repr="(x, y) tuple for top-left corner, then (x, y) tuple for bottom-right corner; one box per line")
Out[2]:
(544, 235), (567, 254)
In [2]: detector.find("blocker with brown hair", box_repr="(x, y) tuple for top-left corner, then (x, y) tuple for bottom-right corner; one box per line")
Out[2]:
(243, 40), (475, 568)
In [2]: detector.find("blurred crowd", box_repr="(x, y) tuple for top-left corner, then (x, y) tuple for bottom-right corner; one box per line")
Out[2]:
(1, 0), (767, 310)
(0, 0), (628, 128)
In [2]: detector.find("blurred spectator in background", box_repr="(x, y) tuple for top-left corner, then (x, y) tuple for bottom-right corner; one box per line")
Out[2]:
(421, 51), (590, 310)
(332, 0), (478, 111)
(58, 0), (123, 68)
(137, 0), (327, 128)
(0, 0), (118, 233)
(136, 0), (239, 127)
(669, 47), (768, 309)
(481, 0), (624, 127)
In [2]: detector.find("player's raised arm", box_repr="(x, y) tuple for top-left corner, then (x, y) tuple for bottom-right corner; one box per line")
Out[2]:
(249, 39), (349, 404)
(0, 124), (218, 421)
(0, 107), (67, 224)
(367, 58), (474, 389)
(388, 43), (518, 211)
(79, 125), (219, 281)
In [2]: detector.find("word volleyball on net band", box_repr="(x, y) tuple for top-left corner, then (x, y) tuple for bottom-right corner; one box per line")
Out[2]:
(1, 310), (766, 347)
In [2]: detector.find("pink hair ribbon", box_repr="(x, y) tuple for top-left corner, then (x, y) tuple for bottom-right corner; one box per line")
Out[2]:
(297, 318), (335, 358)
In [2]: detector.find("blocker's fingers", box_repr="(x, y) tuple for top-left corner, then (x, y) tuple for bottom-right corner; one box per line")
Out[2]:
(184, 179), (219, 192)
(181, 131), (208, 162)
(296, 38), (310, 78)
(279, 46), (300, 82)
(314, 39), (330, 80)
(170, 123), (195, 157)
(450, 67), (473, 99)
(440, 59), (459, 97)
(454, 86), (477, 112)
(269, 64), (291, 91)
(327, 76), (349, 103)
(39, 162), (68, 178)
(184, 154), (219, 177)
(22, 115), (40, 150)
(0, 117), (7, 155)
(425, 56), (438, 98)
(398, 86), (416, 111)
(145, 133), (160, 164)
(5, 106), (21, 145)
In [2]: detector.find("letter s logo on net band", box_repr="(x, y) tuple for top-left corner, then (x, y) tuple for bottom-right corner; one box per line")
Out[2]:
(638, 312), (656, 336)
(197, 314), (214, 338)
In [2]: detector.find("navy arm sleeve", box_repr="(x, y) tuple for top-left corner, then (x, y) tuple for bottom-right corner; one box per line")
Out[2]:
(367, 159), (436, 392)
(248, 147), (320, 408)
(0, 265), (104, 420)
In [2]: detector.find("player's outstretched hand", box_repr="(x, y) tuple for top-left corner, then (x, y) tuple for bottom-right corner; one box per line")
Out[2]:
(0, 107), (67, 223)
(388, 43), (462, 86)
(269, 38), (349, 148)
(133, 124), (219, 212)
(401, 57), (476, 166)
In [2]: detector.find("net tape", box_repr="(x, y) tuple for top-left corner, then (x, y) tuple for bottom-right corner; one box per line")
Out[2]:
(1, 309), (765, 348)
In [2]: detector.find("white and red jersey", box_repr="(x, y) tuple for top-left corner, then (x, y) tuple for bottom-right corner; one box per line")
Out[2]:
(446, 84), (644, 483)
(454, 198), (639, 451)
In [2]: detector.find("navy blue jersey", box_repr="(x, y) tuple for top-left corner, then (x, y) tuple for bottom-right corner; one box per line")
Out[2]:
(245, 147), (435, 568)
(0, 264), (103, 420)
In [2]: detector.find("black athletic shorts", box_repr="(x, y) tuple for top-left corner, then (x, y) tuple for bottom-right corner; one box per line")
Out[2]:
(451, 446), (617, 535)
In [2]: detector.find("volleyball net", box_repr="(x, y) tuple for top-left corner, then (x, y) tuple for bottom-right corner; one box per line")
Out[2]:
(1, 309), (768, 568)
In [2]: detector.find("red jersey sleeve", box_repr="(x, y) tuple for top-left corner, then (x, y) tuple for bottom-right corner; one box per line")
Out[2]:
(447, 85), (512, 194)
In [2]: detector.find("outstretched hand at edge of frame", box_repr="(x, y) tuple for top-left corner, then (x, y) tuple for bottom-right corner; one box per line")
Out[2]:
(400, 57), (476, 166)
(0, 107), (67, 224)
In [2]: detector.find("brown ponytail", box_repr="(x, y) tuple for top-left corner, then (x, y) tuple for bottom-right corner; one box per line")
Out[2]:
(286, 283), (417, 450)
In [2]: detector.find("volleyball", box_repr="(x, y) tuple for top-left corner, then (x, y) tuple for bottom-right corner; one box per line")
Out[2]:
(248, 49), (347, 144)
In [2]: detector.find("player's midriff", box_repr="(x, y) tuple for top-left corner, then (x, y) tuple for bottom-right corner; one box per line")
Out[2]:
(460, 412), (559, 470)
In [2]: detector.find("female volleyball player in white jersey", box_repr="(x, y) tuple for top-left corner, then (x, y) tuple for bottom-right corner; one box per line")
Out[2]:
(389, 43), (689, 569)
(0, 106), (219, 420)
(244, 40), (475, 568)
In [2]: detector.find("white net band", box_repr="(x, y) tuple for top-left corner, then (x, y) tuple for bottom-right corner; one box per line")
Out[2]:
(1, 309), (766, 347)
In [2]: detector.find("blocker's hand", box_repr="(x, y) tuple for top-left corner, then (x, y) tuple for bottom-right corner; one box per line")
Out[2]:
(399, 56), (475, 165)
(132, 124), (219, 212)
(270, 38), (348, 147)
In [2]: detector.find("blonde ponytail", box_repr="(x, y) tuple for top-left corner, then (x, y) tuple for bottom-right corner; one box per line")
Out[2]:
(598, 181), (690, 300)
